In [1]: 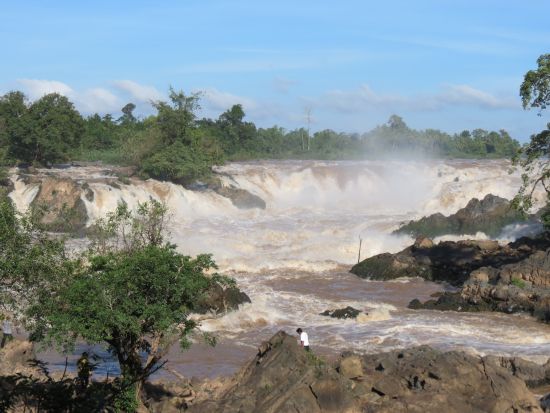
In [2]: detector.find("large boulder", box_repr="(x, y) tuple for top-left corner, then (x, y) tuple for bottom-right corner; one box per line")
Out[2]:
(194, 283), (251, 314)
(351, 238), (535, 286)
(320, 306), (362, 319)
(395, 194), (531, 238)
(30, 176), (88, 232)
(213, 185), (266, 209)
(188, 331), (359, 413)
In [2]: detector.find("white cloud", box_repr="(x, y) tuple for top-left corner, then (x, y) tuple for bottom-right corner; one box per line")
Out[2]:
(17, 79), (121, 113)
(112, 80), (164, 102)
(201, 87), (258, 111)
(317, 83), (518, 113)
(437, 84), (515, 109)
(79, 88), (120, 113)
(17, 79), (73, 100)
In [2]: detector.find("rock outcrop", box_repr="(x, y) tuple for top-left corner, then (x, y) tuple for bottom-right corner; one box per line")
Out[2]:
(395, 194), (531, 238)
(188, 331), (544, 413)
(213, 185), (266, 210)
(30, 176), (88, 232)
(351, 236), (536, 286)
(188, 331), (359, 413)
(409, 242), (550, 321)
(194, 283), (251, 314)
(320, 306), (362, 319)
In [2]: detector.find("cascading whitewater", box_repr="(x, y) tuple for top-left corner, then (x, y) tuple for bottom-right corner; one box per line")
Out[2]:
(11, 159), (550, 379)
(8, 159), (542, 272)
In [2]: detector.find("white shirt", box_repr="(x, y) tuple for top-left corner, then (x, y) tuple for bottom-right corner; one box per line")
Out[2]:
(300, 331), (309, 347)
(2, 321), (12, 335)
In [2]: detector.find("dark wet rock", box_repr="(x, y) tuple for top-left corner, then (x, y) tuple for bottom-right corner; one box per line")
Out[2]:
(214, 185), (266, 209)
(320, 306), (362, 319)
(0, 175), (14, 194)
(395, 194), (532, 238)
(194, 283), (251, 314)
(408, 292), (494, 312)
(408, 240), (550, 321)
(351, 237), (537, 286)
(190, 331), (542, 413)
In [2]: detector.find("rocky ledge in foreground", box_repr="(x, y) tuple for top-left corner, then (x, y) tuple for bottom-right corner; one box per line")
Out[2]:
(187, 330), (545, 413)
(394, 194), (534, 238)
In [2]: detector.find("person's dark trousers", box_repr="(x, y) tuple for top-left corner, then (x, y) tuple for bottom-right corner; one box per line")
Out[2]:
(304, 346), (310, 352)
(1, 333), (13, 348)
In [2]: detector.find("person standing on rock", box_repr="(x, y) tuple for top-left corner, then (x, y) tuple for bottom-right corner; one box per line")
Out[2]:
(1, 317), (13, 348)
(296, 328), (310, 352)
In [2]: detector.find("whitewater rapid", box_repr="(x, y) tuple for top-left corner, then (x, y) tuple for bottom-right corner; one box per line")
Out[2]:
(11, 159), (550, 378)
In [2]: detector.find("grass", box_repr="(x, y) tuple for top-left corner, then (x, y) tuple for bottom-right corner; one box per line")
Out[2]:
(511, 278), (526, 289)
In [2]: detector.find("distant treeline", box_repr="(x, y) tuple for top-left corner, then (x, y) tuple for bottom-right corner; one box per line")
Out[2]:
(0, 88), (520, 185)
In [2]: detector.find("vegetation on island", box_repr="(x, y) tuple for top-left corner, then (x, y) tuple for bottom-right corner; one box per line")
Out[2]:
(0, 86), (521, 187)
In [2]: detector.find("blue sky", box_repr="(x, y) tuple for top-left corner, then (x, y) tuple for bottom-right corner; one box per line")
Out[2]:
(1, 0), (549, 140)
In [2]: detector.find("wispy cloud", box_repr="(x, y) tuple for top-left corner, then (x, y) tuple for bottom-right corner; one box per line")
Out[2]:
(112, 80), (164, 102)
(17, 79), (121, 113)
(17, 79), (73, 100)
(315, 83), (518, 113)
(200, 87), (258, 111)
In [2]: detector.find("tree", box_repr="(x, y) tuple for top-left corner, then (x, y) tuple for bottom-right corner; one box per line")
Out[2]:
(153, 88), (201, 145)
(0, 91), (28, 164)
(29, 201), (227, 410)
(0, 196), (71, 315)
(513, 54), (550, 223)
(11, 93), (84, 164)
(119, 102), (137, 124)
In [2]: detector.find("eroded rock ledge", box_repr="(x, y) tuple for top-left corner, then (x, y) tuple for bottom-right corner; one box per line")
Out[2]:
(186, 331), (545, 413)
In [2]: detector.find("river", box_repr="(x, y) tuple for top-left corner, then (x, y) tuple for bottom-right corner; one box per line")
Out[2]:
(10, 159), (550, 379)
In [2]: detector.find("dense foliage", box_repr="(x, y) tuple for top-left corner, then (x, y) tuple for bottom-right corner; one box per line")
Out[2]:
(0, 200), (230, 410)
(513, 53), (550, 225)
(0, 88), (521, 185)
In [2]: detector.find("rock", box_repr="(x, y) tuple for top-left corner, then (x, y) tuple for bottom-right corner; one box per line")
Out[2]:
(338, 355), (363, 379)
(395, 194), (532, 238)
(414, 236), (434, 249)
(31, 176), (88, 232)
(360, 345), (542, 413)
(484, 356), (550, 388)
(188, 331), (359, 413)
(0, 339), (38, 377)
(214, 186), (266, 210)
(189, 332), (542, 413)
(320, 306), (361, 319)
(351, 238), (535, 286)
(194, 283), (251, 314)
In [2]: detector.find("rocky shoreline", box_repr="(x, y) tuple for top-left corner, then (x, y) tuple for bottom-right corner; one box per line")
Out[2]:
(352, 232), (550, 322)
(4, 331), (550, 412)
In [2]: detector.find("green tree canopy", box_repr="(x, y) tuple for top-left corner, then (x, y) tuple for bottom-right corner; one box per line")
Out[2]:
(10, 93), (84, 164)
(513, 54), (550, 223)
(28, 201), (227, 410)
